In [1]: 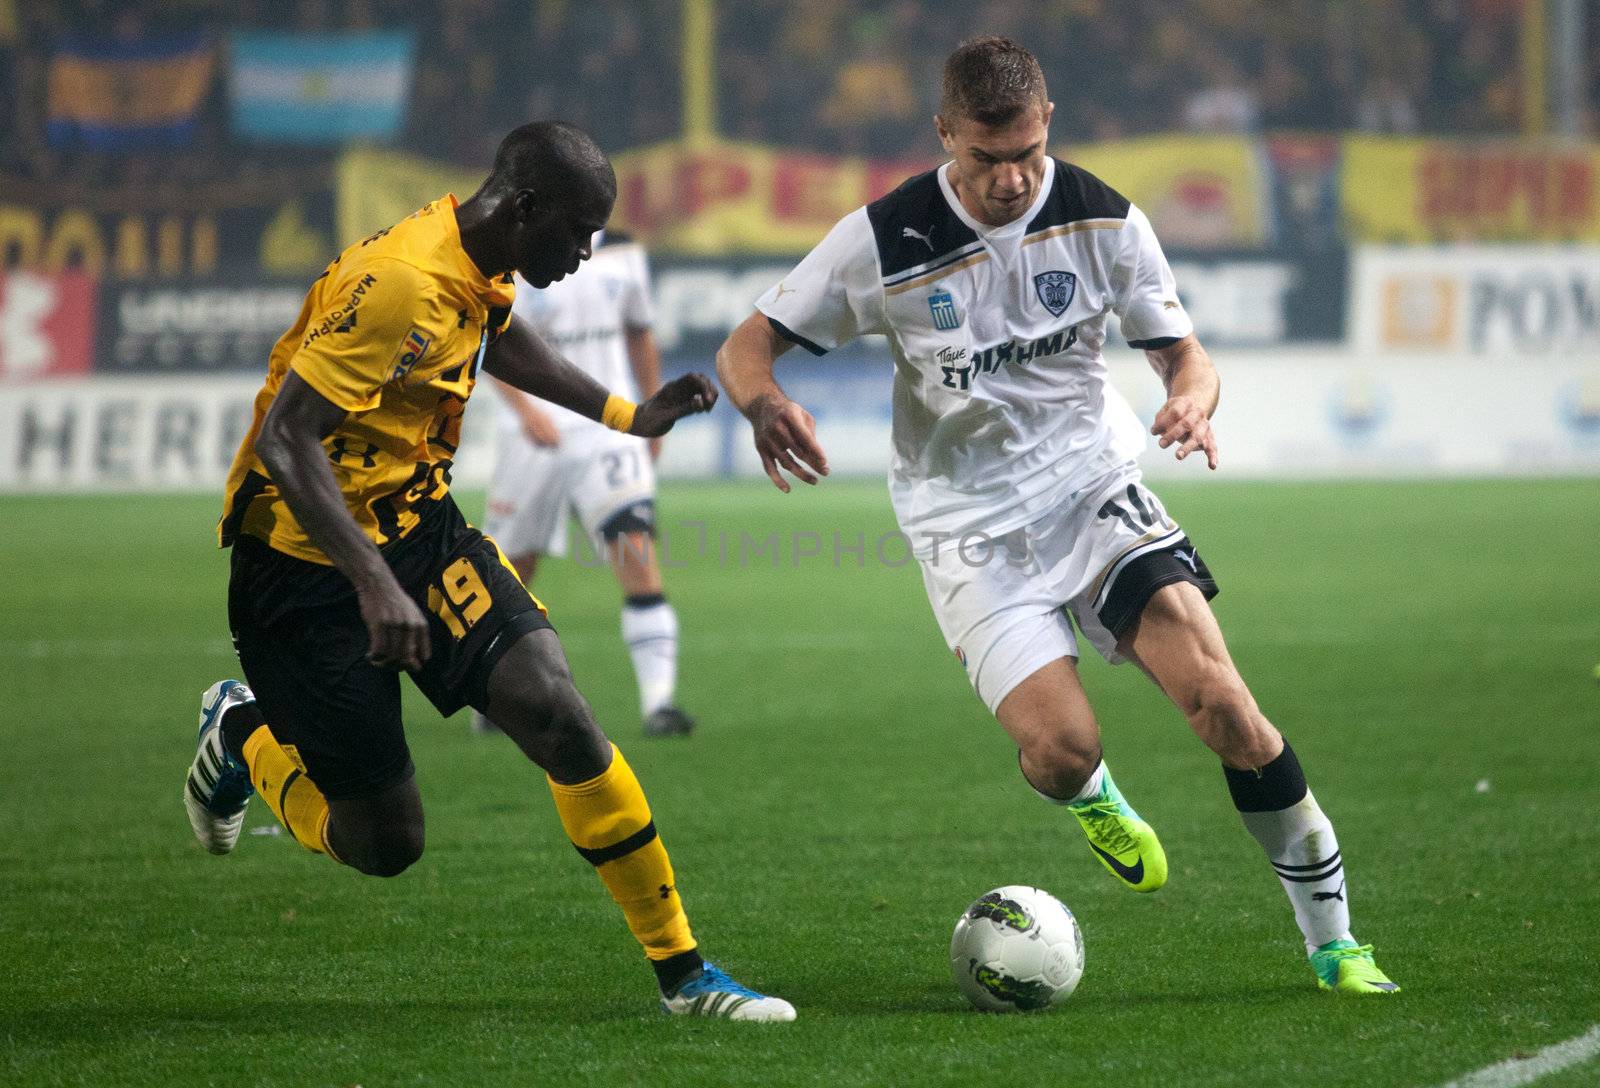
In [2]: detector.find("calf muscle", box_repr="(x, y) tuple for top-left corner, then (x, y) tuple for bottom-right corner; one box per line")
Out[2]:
(1123, 582), (1283, 770)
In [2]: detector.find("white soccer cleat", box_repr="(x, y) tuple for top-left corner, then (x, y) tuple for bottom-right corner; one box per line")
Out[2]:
(183, 680), (257, 855)
(660, 963), (796, 1022)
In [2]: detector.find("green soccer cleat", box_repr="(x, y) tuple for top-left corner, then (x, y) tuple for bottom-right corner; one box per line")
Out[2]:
(1311, 939), (1400, 994)
(1068, 768), (1168, 893)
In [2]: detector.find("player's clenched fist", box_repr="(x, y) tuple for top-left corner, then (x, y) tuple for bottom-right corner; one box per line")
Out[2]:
(750, 394), (829, 493)
(1151, 395), (1219, 470)
(631, 373), (719, 437)
(358, 577), (432, 671)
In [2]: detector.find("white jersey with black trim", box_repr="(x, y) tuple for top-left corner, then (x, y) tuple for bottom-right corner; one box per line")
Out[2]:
(756, 156), (1193, 556)
(502, 231), (654, 438)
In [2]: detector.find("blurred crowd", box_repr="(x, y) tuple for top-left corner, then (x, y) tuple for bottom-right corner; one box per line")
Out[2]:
(0, 0), (1595, 189)
(732, 0), (1598, 156)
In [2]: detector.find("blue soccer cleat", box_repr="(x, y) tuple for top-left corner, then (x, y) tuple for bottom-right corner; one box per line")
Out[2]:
(183, 680), (257, 855)
(660, 962), (796, 1021)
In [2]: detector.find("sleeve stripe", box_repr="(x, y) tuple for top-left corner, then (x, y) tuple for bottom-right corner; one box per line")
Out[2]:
(765, 315), (829, 356)
(1128, 335), (1183, 350)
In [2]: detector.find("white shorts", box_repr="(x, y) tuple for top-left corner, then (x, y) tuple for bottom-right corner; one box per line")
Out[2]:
(918, 463), (1217, 714)
(484, 426), (656, 559)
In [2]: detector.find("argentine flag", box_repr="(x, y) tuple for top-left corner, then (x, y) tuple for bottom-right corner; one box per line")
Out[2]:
(230, 31), (415, 143)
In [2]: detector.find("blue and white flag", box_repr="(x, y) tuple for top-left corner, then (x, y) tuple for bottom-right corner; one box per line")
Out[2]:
(230, 31), (414, 143)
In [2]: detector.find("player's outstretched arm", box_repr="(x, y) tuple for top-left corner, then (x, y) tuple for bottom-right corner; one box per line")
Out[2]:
(1145, 333), (1221, 470)
(484, 314), (716, 438)
(256, 371), (432, 670)
(716, 311), (829, 493)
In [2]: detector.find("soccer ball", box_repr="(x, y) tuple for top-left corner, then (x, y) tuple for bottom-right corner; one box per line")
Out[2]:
(950, 885), (1084, 1012)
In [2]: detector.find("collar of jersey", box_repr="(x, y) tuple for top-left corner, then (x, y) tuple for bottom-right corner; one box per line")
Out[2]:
(440, 192), (510, 300)
(936, 156), (1056, 243)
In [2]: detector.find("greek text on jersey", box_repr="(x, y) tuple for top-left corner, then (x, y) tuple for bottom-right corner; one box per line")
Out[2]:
(939, 325), (1080, 392)
(301, 273), (378, 348)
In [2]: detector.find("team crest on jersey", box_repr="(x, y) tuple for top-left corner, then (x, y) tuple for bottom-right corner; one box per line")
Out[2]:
(1033, 271), (1077, 317)
(390, 327), (432, 381)
(928, 289), (961, 331)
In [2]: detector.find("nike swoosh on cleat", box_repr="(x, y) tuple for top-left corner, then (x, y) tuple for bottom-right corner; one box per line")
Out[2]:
(1087, 842), (1145, 884)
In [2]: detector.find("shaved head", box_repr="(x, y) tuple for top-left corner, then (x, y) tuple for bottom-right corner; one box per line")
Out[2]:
(486, 120), (616, 208)
(454, 120), (619, 288)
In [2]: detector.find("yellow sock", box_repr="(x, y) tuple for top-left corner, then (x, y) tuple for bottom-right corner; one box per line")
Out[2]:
(548, 744), (697, 961)
(242, 725), (337, 858)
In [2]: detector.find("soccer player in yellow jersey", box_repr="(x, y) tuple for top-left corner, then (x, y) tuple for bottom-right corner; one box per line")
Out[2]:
(182, 122), (795, 1021)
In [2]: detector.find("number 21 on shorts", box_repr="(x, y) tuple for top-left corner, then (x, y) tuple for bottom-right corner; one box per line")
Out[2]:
(427, 557), (492, 638)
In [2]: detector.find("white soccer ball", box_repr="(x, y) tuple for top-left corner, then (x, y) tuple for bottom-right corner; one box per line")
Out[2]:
(950, 885), (1084, 1012)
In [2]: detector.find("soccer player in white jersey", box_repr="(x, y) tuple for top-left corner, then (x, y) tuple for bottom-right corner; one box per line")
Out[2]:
(479, 230), (694, 738)
(716, 37), (1398, 995)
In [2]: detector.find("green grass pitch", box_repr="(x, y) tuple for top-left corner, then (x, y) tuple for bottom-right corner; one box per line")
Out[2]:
(3, 477), (1598, 1087)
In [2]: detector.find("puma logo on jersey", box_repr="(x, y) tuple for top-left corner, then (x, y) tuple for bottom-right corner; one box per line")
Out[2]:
(1173, 548), (1198, 572)
(902, 225), (936, 251)
(772, 281), (796, 301)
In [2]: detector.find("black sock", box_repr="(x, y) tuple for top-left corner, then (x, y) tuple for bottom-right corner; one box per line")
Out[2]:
(624, 592), (667, 609)
(219, 700), (264, 762)
(651, 948), (704, 993)
(1222, 740), (1308, 812)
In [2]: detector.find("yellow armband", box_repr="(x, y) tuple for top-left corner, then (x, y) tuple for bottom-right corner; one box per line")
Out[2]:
(601, 394), (637, 433)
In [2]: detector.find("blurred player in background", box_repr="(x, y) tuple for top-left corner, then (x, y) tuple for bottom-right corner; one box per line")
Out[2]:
(718, 37), (1398, 996)
(476, 230), (694, 739)
(183, 121), (794, 1021)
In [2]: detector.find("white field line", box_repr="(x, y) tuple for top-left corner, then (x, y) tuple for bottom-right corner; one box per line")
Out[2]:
(1431, 1025), (1600, 1088)
(3, 623), (1599, 660)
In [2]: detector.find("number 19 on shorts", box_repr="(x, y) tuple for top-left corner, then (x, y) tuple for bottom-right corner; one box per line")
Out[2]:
(427, 557), (492, 638)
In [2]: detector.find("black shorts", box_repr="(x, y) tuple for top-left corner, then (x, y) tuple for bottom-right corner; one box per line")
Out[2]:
(227, 496), (552, 801)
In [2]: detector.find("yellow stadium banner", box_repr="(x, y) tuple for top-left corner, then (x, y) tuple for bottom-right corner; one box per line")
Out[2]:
(609, 138), (937, 254)
(338, 136), (1267, 255)
(1343, 136), (1600, 243)
(336, 147), (479, 248)
(1071, 134), (1266, 248)
(614, 134), (1266, 253)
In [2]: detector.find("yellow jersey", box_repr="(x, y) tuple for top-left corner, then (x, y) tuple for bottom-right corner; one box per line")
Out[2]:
(219, 195), (515, 564)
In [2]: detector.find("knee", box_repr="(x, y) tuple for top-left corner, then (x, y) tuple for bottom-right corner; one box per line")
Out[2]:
(495, 669), (606, 776)
(1182, 666), (1276, 765)
(346, 822), (425, 878)
(517, 666), (595, 743)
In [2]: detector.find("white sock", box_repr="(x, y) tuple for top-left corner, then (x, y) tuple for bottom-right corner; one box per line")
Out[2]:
(1239, 790), (1353, 954)
(621, 595), (677, 717)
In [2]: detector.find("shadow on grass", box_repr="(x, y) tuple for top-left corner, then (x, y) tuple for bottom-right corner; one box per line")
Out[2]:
(10, 980), (1318, 1046)
(5, 991), (647, 1047)
(809, 980), (1311, 1017)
